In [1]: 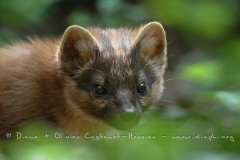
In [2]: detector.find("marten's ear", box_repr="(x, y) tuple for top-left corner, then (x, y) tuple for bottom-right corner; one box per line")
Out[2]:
(59, 25), (99, 74)
(134, 22), (167, 59)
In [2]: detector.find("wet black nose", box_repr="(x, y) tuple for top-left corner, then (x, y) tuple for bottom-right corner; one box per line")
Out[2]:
(119, 109), (137, 123)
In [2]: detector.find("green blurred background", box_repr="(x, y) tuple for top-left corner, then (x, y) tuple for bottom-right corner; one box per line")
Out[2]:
(0, 0), (240, 159)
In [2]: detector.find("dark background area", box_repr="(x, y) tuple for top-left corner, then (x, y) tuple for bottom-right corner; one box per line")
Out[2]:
(0, 0), (240, 159)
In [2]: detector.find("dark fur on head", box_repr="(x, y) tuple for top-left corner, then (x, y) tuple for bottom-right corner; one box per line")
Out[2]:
(59, 22), (167, 131)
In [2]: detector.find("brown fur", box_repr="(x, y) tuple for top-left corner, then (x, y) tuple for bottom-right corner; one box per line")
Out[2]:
(0, 22), (167, 139)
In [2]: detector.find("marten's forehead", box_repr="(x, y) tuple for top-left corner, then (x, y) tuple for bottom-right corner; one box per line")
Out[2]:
(100, 29), (132, 56)
(88, 27), (140, 58)
(93, 54), (134, 82)
(90, 29), (138, 81)
(110, 59), (134, 82)
(86, 27), (151, 83)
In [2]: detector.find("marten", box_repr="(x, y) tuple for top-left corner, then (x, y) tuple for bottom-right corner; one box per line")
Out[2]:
(0, 22), (167, 139)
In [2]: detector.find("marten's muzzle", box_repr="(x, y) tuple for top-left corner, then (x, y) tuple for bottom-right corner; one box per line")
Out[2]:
(106, 108), (141, 130)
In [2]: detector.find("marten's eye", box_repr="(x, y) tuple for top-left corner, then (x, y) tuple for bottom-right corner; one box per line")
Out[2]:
(94, 85), (107, 95)
(137, 82), (147, 94)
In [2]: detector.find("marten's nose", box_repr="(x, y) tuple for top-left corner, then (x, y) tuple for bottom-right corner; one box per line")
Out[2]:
(119, 109), (137, 123)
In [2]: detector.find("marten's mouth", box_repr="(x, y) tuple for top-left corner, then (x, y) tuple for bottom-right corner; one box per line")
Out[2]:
(105, 109), (141, 130)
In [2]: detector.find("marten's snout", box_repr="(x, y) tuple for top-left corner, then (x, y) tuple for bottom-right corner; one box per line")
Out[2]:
(106, 108), (141, 130)
(105, 89), (142, 130)
(119, 109), (138, 123)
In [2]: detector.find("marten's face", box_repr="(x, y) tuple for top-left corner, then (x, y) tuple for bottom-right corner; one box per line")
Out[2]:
(60, 22), (167, 131)
(72, 51), (164, 130)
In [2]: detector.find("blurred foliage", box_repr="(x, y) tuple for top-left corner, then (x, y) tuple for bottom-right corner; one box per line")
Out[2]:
(0, 0), (56, 26)
(146, 0), (238, 40)
(1, 0), (240, 159)
(67, 0), (148, 27)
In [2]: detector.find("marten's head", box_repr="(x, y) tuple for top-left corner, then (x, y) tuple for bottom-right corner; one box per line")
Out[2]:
(59, 22), (167, 132)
